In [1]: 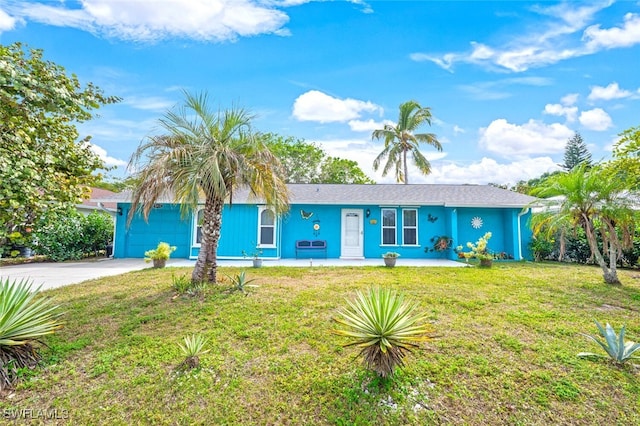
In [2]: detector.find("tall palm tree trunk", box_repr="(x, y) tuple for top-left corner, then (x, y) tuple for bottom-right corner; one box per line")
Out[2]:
(192, 195), (224, 284)
(403, 147), (409, 185)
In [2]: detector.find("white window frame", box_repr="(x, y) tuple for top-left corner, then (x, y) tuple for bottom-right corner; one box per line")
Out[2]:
(381, 208), (397, 246)
(192, 207), (204, 247)
(402, 208), (419, 246)
(257, 206), (277, 248)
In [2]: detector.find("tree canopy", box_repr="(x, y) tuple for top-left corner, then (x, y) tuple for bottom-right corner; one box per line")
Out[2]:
(129, 92), (289, 283)
(607, 126), (640, 190)
(263, 134), (374, 184)
(372, 100), (442, 184)
(560, 132), (592, 171)
(531, 165), (636, 285)
(0, 42), (119, 254)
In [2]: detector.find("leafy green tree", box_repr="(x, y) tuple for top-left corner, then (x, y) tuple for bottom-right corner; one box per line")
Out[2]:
(263, 135), (325, 183)
(511, 171), (563, 195)
(607, 125), (640, 190)
(372, 100), (442, 184)
(561, 132), (592, 171)
(0, 43), (119, 255)
(263, 134), (374, 184)
(129, 92), (289, 284)
(319, 157), (374, 184)
(531, 165), (636, 285)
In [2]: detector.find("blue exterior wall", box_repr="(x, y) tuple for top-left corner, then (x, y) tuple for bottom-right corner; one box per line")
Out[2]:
(114, 203), (191, 258)
(114, 201), (533, 260)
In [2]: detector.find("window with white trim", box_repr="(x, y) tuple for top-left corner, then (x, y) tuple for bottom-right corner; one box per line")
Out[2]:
(193, 208), (204, 246)
(258, 207), (276, 247)
(381, 208), (396, 245)
(402, 209), (418, 245)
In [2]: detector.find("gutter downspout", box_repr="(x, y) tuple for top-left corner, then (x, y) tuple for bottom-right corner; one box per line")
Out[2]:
(517, 208), (530, 260)
(98, 202), (116, 258)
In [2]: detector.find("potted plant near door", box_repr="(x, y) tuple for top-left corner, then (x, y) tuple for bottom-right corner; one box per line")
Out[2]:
(382, 251), (400, 268)
(144, 242), (177, 268)
(242, 247), (263, 268)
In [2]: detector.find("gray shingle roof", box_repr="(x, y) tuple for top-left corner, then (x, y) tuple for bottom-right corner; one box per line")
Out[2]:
(97, 184), (537, 208)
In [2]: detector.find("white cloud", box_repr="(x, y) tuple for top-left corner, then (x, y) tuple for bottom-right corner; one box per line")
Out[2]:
(426, 157), (560, 185)
(347, 119), (392, 133)
(543, 103), (578, 122)
(587, 82), (633, 101)
(0, 8), (17, 31)
(90, 144), (128, 167)
(314, 136), (558, 185)
(561, 93), (579, 105)
(410, 3), (640, 73)
(579, 108), (612, 130)
(453, 125), (465, 135)
(458, 76), (553, 100)
(479, 118), (574, 157)
(292, 90), (382, 123)
(10, 0), (291, 42)
(315, 137), (447, 183)
(584, 12), (640, 50)
(123, 96), (176, 111)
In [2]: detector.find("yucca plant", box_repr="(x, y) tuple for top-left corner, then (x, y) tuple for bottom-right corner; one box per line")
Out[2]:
(333, 287), (432, 378)
(578, 320), (640, 364)
(0, 278), (63, 389)
(177, 334), (210, 369)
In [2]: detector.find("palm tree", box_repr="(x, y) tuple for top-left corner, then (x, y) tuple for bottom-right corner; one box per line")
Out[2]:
(531, 165), (636, 285)
(128, 91), (289, 284)
(372, 100), (442, 184)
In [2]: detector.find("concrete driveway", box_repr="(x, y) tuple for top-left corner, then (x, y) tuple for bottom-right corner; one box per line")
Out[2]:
(0, 258), (190, 291)
(0, 257), (465, 291)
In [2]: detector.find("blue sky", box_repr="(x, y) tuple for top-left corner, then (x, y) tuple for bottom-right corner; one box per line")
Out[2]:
(1, 0), (639, 185)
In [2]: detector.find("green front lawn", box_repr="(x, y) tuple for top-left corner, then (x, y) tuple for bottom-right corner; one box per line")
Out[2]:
(3, 263), (640, 424)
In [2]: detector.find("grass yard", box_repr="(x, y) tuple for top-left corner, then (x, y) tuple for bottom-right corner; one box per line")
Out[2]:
(3, 263), (640, 425)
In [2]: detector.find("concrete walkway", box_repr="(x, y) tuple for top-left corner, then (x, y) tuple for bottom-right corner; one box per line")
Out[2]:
(0, 257), (466, 291)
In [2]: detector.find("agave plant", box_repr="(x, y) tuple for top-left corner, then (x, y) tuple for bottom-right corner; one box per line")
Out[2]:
(226, 270), (258, 295)
(333, 287), (431, 378)
(578, 320), (640, 364)
(178, 334), (210, 369)
(0, 278), (63, 389)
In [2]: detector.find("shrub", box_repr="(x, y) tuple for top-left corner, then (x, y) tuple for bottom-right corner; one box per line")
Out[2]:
(0, 278), (63, 389)
(33, 209), (113, 261)
(333, 287), (431, 378)
(529, 236), (554, 261)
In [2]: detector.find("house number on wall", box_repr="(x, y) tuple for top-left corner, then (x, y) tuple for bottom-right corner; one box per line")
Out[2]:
(471, 216), (483, 229)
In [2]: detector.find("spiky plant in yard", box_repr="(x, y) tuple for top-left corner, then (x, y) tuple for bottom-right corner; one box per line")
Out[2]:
(178, 334), (210, 369)
(0, 278), (62, 389)
(333, 287), (431, 378)
(578, 320), (640, 364)
(226, 270), (259, 295)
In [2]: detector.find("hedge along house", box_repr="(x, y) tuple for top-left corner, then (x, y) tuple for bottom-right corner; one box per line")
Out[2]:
(102, 184), (537, 261)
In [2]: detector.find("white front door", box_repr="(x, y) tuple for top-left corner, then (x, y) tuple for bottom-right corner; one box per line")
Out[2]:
(341, 209), (364, 258)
